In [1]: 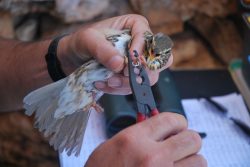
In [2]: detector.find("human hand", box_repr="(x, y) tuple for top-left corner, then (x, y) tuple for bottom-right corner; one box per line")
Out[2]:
(58, 14), (173, 95)
(85, 112), (206, 167)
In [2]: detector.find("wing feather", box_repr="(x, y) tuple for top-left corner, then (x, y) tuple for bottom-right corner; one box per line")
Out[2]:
(23, 60), (113, 156)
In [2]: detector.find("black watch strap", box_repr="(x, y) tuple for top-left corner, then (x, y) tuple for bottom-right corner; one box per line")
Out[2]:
(45, 34), (67, 82)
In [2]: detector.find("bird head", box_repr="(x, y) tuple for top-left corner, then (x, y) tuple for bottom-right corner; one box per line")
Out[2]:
(143, 32), (173, 70)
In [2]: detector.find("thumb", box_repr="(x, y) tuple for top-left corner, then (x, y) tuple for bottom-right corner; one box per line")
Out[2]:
(84, 29), (125, 73)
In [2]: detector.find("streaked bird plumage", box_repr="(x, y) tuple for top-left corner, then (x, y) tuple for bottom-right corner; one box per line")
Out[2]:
(23, 29), (173, 156)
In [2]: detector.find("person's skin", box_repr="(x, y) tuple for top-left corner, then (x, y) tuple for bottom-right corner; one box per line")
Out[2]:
(0, 14), (206, 166)
(86, 113), (206, 167)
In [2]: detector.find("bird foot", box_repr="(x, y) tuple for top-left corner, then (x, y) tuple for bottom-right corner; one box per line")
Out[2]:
(91, 101), (104, 113)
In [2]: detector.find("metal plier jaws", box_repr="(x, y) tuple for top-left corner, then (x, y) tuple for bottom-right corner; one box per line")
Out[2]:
(127, 50), (159, 122)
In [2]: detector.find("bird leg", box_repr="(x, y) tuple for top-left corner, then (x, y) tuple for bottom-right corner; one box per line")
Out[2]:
(91, 101), (104, 113)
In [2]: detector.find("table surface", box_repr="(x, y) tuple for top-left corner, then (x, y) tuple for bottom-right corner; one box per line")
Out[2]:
(171, 69), (239, 99)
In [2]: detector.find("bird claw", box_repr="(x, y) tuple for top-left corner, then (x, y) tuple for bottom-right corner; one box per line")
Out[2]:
(91, 101), (104, 113)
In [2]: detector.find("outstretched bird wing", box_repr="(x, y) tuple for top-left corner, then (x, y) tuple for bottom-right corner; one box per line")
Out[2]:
(24, 60), (113, 156)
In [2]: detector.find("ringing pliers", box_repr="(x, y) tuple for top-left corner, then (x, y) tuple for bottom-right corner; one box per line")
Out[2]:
(127, 50), (160, 122)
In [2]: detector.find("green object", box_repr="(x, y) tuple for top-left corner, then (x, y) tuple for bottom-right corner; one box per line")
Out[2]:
(99, 95), (136, 137)
(229, 59), (242, 71)
(100, 69), (185, 137)
(152, 70), (185, 116)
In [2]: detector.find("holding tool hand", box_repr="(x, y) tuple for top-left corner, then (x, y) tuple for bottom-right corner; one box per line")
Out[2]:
(127, 50), (159, 122)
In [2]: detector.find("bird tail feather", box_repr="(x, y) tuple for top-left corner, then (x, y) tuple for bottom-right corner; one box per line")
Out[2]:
(23, 78), (66, 116)
(23, 78), (89, 156)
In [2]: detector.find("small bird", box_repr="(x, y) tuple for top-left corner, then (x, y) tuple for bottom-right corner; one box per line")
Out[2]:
(23, 29), (173, 156)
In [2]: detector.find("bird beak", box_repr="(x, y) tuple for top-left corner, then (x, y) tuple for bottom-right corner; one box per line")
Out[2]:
(148, 49), (155, 61)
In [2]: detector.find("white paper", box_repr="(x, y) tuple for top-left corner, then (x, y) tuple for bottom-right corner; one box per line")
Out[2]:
(60, 93), (250, 167)
(183, 93), (250, 167)
(59, 111), (108, 167)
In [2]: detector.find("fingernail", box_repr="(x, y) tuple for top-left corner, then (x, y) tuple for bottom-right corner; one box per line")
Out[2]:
(108, 77), (122, 87)
(107, 55), (124, 72)
(94, 81), (106, 89)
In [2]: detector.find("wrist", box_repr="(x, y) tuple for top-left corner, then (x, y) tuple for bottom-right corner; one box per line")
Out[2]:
(57, 34), (83, 75)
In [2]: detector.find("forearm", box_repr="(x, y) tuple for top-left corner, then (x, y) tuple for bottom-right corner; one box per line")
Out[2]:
(0, 36), (77, 111)
(0, 38), (51, 111)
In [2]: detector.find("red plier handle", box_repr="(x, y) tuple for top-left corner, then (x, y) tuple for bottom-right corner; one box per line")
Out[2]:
(127, 50), (160, 123)
(137, 108), (159, 122)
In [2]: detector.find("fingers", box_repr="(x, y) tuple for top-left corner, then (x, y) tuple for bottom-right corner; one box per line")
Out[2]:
(86, 14), (151, 71)
(162, 130), (202, 162)
(174, 154), (207, 167)
(123, 15), (151, 56)
(94, 74), (131, 95)
(107, 74), (130, 88)
(123, 66), (129, 76)
(96, 14), (151, 56)
(94, 68), (160, 94)
(82, 28), (125, 73)
(94, 82), (131, 95)
(133, 112), (187, 141)
(146, 69), (159, 86)
(84, 14), (173, 96)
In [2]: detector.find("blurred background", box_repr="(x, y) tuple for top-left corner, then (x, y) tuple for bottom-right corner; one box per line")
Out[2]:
(0, 0), (247, 166)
